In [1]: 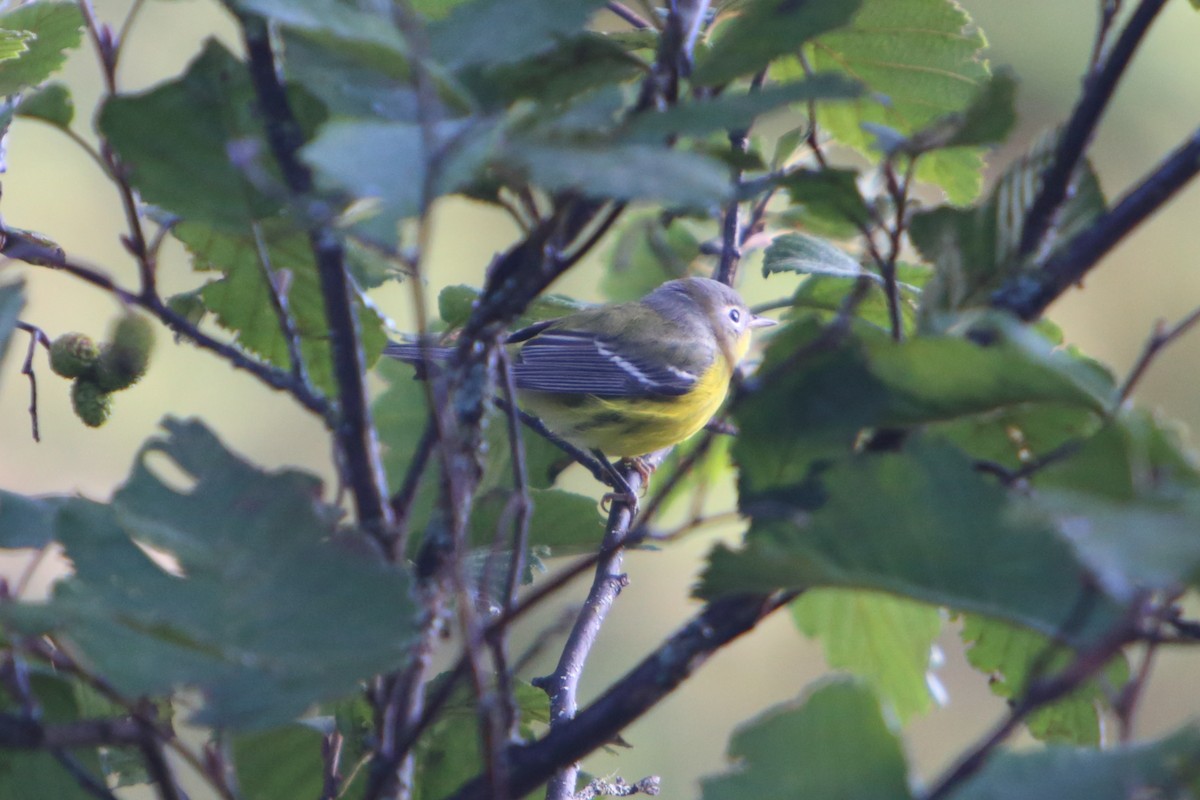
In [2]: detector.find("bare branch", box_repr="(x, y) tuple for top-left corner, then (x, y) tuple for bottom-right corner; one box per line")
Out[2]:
(1118, 304), (1200, 404)
(14, 321), (49, 442)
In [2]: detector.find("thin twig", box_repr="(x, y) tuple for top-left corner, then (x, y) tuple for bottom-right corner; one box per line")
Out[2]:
(50, 749), (122, 800)
(606, 1), (652, 29)
(1017, 0), (1169, 260)
(14, 321), (49, 442)
(251, 222), (312, 388)
(389, 417), (438, 558)
(5, 239), (331, 418)
(714, 69), (767, 287)
(1118, 304), (1200, 404)
(1088, 0), (1123, 69)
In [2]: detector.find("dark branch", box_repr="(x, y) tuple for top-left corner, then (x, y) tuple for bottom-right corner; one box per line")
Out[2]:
(240, 15), (392, 530)
(993, 126), (1200, 320)
(14, 321), (50, 442)
(447, 592), (797, 800)
(1016, 0), (1169, 259)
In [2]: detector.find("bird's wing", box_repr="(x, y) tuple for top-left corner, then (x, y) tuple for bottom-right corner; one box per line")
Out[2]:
(513, 327), (706, 398)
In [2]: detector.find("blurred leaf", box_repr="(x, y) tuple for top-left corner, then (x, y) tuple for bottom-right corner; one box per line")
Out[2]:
(427, 0), (605, 70)
(935, 405), (1102, 476)
(909, 68), (1018, 152)
(463, 33), (644, 109)
(0, 2), (84, 96)
(694, 0), (861, 86)
(792, 590), (941, 721)
(438, 285), (589, 331)
(699, 678), (911, 800)
(952, 726), (1200, 800)
(99, 41), (282, 230)
(0, 491), (63, 549)
(177, 222), (386, 395)
(786, 262), (927, 334)
(281, 29), (416, 122)
(229, 0), (408, 53)
(912, 133), (1105, 315)
(233, 724), (327, 800)
(470, 487), (603, 555)
(506, 140), (731, 207)
(0, 280), (22, 379)
(15, 81), (72, 127)
(774, 168), (872, 237)
(961, 615), (1128, 745)
(703, 437), (1125, 644)
(603, 215), (701, 302)
(625, 74), (862, 141)
(801, 0), (990, 203)
(374, 359), (439, 538)
(9, 419), (418, 730)
(304, 117), (499, 239)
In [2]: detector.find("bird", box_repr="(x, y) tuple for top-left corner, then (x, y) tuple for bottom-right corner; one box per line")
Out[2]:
(385, 276), (775, 496)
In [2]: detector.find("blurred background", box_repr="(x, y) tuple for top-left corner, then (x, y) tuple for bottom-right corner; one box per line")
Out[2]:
(1, 0), (1199, 795)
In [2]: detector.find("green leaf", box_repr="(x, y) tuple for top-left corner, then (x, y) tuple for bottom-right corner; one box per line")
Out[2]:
(0, 673), (104, 800)
(99, 41), (282, 230)
(802, 0), (990, 203)
(233, 724), (326, 800)
(0, 491), (63, 549)
(773, 167), (872, 237)
(470, 488), (603, 554)
(427, 0), (605, 70)
(304, 117), (498, 241)
(15, 81), (72, 127)
(762, 232), (863, 278)
(603, 215), (700, 302)
(0, 280), (22, 379)
(952, 727), (1200, 800)
(961, 615), (1128, 745)
(792, 590), (941, 722)
(280, 29), (415, 122)
(13, 419), (418, 730)
(911, 68), (1019, 151)
(506, 141), (732, 207)
(437, 284), (589, 330)
(785, 262), (928, 334)
(911, 133), (1105, 315)
(462, 33), (645, 109)
(693, 0), (862, 87)
(702, 437), (1125, 644)
(699, 678), (911, 800)
(176, 221), (386, 395)
(0, 29), (32, 65)
(625, 74), (862, 141)
(0, 2), (84, 96)
(229, 0), (408, 53)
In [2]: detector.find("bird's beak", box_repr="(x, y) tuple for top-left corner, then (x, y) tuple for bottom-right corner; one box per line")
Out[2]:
(750, 315), (777, 329)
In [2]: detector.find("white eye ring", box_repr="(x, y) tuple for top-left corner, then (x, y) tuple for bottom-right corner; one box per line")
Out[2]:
(728, 308), (741, 324)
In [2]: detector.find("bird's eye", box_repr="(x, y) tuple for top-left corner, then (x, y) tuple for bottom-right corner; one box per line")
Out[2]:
(728, 308), (741, 324)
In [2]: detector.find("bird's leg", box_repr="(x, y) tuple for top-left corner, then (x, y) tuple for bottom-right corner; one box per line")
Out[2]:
(593, 449), (638, 514)
(620, 456), (655, 493)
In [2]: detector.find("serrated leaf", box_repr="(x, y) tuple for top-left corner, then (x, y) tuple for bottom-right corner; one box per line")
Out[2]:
(427, 0), (605, 70)
(0, 29), (32, 64)
(9, 419), (418, 730)
(912, 68), (1018, 151)
(763, 232), (863, 277)
(911, 132), (1106, 315)
(0, 2), (84, 96)
(952, 727), (1200, 800)
(99, 41), (282, 230)
(792, 590), (940, 721)
(625, 74), (862, 141)
(703, 437), (1125, 645)
(175, 221), (386, 395)
(961, 615), (1128, 745)
(694, 0), (861, 87)
(15, 81), (72, 127)
(774, 167), (872, 236)
(700, 678), (911, 800)
(801, 0), (990, 203)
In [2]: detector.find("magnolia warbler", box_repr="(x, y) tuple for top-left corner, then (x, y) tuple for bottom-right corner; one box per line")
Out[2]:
(387, 278), (774, 465)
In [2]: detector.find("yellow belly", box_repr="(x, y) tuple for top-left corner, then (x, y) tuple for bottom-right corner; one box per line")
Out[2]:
(518, 361), (732, 457)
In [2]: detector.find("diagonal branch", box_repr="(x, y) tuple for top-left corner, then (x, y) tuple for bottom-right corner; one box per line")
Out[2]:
(240, 15), (392, 530)
(1016, 0), (1169, 260)
(993, 126), (1200, 320)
